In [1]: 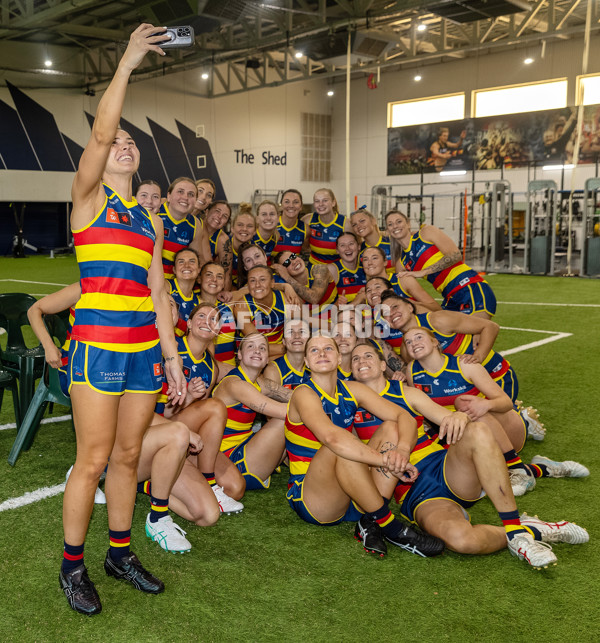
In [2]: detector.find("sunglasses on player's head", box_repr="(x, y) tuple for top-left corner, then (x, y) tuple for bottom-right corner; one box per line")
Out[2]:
(282, 253), (298, 268)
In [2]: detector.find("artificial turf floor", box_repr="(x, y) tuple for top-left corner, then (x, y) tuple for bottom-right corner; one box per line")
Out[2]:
(0, 255), (598, 642)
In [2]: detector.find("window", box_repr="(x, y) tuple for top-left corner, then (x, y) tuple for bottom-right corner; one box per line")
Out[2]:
(388, 93), (465, 128)
(473, 79), (567, 118)
(301, 113), (331, 182)
(577, 74), (600, 105)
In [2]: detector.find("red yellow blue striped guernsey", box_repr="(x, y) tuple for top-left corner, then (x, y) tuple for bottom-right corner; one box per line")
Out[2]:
(307, 264), (338, 317)
(400, 227), (484, 299)
(214, 300), (237, 366)
(353, 379), (443, 466)
(270, 354), (311, 390)
(209, 229), (226, 260)
(332, 260), (366, 302)
(285, 378), (357, 485)
(252, 230), (277, 259)
(410, 354), (482, 411)
(414, 312), (511, 381)
(71, 184), (159, 352)
(307, 212), (347, 264)
(158, 203), (197, 279)
(215, 366), (261, 455)
(243, 289), (286, 344)
(169, 278), (202, 337)
(275, 217), (306, 253)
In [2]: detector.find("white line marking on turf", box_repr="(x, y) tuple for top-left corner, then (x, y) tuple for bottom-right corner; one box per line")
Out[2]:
(0, 414), (71, 432)
(498, 326), (572, 356)
(0, 279), (69, 287)
(0, 483), (66, 512)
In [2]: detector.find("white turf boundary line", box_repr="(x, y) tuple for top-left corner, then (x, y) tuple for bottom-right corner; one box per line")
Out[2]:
(0, 414), (71, 432)
(0, 324), (573, 512)
(0, 483), (65, 512)
(0, 279), (69, 287)
(499, 326), (573, 357)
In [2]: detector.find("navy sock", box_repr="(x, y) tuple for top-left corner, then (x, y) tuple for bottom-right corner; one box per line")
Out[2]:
(108, 529), (131, 561)
(62, 541), (84, 573)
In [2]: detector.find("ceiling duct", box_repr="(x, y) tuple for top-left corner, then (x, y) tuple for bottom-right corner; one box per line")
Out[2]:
(427, 0), (530, 23)
(295, 30), (398, 66)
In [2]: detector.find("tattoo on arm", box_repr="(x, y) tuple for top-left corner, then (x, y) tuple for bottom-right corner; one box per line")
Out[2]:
(386, 354), (406, 373)
(259, 377), (293, 402)
(288, 264), (328, 304)
(422, 251), (462, 276)
(246, 400), (267, 414)
(376, 441), (397, 479)
(221, 238), (233, 271)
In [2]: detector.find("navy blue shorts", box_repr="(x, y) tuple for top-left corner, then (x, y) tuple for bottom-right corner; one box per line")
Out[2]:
(443, 281), (497, 317)
(399, 449), (481, 524)
(286, 476), (363, 525)
(68, 340), (163, 395)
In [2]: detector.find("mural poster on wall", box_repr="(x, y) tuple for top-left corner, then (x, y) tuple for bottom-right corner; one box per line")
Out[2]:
(387, 104), (600, 175)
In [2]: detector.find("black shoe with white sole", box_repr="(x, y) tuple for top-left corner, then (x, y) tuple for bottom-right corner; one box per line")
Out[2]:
(104, 551), (165, 594)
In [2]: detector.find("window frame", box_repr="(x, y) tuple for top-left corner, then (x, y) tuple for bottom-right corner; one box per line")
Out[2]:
(471, 78), (568, 118)
(387, 92), (465, 128)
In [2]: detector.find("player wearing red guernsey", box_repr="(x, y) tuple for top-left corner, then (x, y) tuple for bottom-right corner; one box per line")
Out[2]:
(302, 188), (352, 264)
(403, 327), (589, 498)
(350, 339), (588, 568)
(60, 25), (186, 616)
(285, 333), (444, 558)
(386, 210), (496, 318)
(275, 189), (308, 254)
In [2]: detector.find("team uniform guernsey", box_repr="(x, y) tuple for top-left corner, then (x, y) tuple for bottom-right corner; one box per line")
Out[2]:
(57, 307), (75, 397)
(333, 260), (366, 303)
(354, 379), (479, 522)
(216, 367), (271, 490)
(209, 229), (227, 260)
(410, 354), (482, 411)
(389, 273), (412, 299)
(305, 266), (338, 318)
(285, 378), (362, 524)
(70, 184), (163, 395)
(374, 317), (404, 355)
(231, 246), (240, 286)
(252, 231), (277, 259)
(399, 228), (496, 316)
(270, 354), (311, 390)
(275, 218), (306, 253)
(158, 203), (197, 279)
(414, 312), (516, 398)
(360, 236), (393, 274)
(244, 290), (286, 344)
(307, 212), (346, 264)
(214, 301), (237, 366)
(155, 336), (216, 415)
(337, 366), (352, 381)
(169, 278), (202, 337)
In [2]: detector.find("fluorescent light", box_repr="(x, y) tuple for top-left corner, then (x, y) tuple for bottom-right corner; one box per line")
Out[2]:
(327, 90), (334, 96)
(524, 57), (534, 64)
(440, 170), (467, 176)
(416, 24), (427, 32)
(542, 164), (574, 171)
(414, 74), (422, 82)
(44, 59), (52, 67)
(201, 72), (209, 80)
(295, 51), (303, 59)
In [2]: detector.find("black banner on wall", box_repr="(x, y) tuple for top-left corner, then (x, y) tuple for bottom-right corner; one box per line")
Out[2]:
(387, 104), (600, 175)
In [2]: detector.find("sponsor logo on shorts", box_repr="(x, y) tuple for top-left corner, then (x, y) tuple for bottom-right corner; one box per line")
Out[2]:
(99, 371), (126, 382)
(75, 367), (83, 377)
(153, 363), (163, 377)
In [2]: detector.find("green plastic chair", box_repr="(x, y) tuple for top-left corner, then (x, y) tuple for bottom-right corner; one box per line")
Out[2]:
(0, 292), (46, 420)
(7, 314), (72, 466)
(0, 351), (21, 430)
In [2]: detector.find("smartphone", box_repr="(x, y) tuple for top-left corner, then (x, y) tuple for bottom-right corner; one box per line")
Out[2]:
(153, 26), (195, 49)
